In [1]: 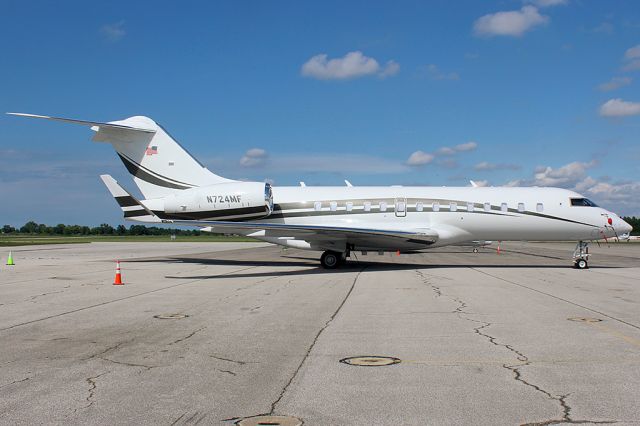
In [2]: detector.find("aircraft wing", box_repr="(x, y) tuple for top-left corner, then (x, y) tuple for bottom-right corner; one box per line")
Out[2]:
(167, 219), (439, 248)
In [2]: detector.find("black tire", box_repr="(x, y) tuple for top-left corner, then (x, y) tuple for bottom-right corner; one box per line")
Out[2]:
(575, 259), (588, 270)
(321, 251), (340, 269)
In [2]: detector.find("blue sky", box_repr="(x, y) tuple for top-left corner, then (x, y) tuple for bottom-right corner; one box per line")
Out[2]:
(2, 0), (640, 226)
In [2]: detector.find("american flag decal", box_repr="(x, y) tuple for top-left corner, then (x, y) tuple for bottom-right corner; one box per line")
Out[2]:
(145, 145), (158, 156)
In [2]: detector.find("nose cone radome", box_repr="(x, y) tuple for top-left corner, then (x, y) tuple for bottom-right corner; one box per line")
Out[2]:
(621, 219), (633, 234)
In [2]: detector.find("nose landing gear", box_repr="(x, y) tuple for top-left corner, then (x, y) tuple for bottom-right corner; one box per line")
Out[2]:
(573, 241), (590, 269)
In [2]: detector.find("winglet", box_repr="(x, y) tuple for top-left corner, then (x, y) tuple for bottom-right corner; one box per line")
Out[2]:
(99, 175), (161, 222)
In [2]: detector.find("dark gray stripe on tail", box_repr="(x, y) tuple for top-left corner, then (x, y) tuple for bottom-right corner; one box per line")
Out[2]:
(117, 154), (192, 190)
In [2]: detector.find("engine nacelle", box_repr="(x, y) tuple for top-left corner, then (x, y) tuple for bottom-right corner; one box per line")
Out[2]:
(164, 182), (273, 220)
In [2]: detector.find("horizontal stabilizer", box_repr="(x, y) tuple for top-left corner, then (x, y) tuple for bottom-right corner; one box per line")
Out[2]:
(99, 174), (160, 222)
(7, 112), (156, 133)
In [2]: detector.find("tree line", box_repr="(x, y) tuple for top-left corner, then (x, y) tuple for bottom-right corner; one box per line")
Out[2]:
(1, 221), (203, 236)
(623, 216), (639, 235)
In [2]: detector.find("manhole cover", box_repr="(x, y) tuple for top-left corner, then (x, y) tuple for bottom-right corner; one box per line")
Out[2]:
(236, 415), (302, 426)
(153, 314), (189, 319)
(340, 356), (401, 367)
(567, 317), (603, 323)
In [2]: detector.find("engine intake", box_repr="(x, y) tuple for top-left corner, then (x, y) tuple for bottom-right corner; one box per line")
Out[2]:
(164, 182), (274, 220)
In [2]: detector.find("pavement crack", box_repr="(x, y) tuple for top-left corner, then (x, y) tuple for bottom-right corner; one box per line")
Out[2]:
(416, 270), (615, 425)
(28, 289), (66, 302)
(169, 327), (205, 345)
(209, 354), (250, 365)
(170, 412), (188, 426)
(99, 357), (156, 370)
(267, 266), (366, 415)
(0, 377), (30, 389)
(83, 340), (132, 361)
(216, 369), (236, 376)
(77, 371), (108, 411)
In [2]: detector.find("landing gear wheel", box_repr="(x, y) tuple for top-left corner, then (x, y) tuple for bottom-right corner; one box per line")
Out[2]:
(575, 259), (588, 270)
(473, 248), (479, 253)
(320, 251), (340, 269)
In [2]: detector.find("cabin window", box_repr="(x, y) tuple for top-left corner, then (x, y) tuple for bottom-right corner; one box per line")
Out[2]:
(467, 202), (474, 212)
(450, 202), (457, 212)
(379, 201), (387, 212)
(501, 203), (508, 212)
(518, 203), (525, 212)
(346, 202), (353, 212)
(432, 202), (440, 212)
(416, 202), (424, 212)
(536, 203), (544, 212)
(330, 201), (337, 211)
(396, 201), (406, 213)
(484, 202), (491, 212)
(364, 201), (371, 212)
(570, 198), (598, 207)
(314, 201), (322, 211)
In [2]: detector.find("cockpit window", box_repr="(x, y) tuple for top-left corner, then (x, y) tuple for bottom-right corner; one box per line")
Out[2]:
(570, 198), (598, 207)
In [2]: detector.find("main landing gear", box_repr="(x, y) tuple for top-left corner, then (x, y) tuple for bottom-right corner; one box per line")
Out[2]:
(320, 250), (348, 269)
(572, 241), (590, 269)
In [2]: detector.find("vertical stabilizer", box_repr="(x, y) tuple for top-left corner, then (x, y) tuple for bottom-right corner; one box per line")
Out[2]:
(93, 116), (234, 199)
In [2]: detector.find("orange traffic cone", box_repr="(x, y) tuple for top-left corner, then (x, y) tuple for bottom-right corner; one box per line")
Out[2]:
(113, 260), (124, 285)
(497, 242), (501, 255)
(396, 250), (401, 256)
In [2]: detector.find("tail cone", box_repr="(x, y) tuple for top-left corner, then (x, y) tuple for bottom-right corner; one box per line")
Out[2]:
(113, 260), (123, 285)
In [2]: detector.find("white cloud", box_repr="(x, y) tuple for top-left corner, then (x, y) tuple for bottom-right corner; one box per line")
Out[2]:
(240, 148), (268, 167)
(100, 21), (126, 42)
(597, 77), (632, 92)
(301, 51), (399, 80)
(437, 141), (478, 155)
(625, 44), (640, 60)
(473, 6), (549, 37)
(574, 178), (640, 215)
(379, 60), (400, 78)
(454, 141), (478, 152)
(592, 21), (614, 34)
(437, 147), (456, 155)
(406, 151), (435, 167)
(621, 45), (640, 72)
(599, 98), (640, 117)
(622, 60), (640, 72)
(623, 60), (640, 72)
(509, 161), (596, 187)
(498, 160), (640, 215)
(474, 161), (521, 171)
(529, 0), (568, 7)
(423, 64), (459, 80)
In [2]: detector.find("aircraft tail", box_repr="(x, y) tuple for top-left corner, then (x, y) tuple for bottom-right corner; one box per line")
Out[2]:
(8, 113), (234, 199)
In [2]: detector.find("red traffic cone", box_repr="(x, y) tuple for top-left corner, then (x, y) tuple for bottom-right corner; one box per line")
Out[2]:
(113, 260), (124, 285)
(497, 242), (501, 255)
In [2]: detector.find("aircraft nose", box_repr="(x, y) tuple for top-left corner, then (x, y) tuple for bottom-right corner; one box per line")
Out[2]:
(621, 218), (633, 234)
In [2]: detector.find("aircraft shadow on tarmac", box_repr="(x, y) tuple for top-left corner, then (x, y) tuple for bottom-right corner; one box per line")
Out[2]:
(122, 255), (619, 280)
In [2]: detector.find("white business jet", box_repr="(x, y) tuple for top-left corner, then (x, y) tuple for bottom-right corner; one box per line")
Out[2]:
(9, 113), (632, 269)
